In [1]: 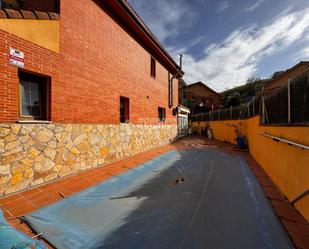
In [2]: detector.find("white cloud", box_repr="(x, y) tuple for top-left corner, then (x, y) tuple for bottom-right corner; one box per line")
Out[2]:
(168, 35), (208, 56)
(180, 8), (309, 92)
(294, 46), (309, 62)
(301, 48), (309, 59)
(130, 0), (197, 42)
(217, 1), (229, 13)
(245, 0), (265, 12)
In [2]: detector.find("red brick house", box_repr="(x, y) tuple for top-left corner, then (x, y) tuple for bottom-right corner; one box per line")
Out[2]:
(0, 0), (183, 195)
(179, 81), (221, 114)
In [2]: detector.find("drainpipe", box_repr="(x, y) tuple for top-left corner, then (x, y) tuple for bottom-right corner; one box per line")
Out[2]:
(169, 54), (183, 108)
(170, 71), (182, 107)
(179, 54), (183, 70)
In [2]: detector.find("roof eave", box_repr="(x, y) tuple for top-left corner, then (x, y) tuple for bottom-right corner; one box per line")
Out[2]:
(189, 81), (219, 95)
(264, 61), (309, 88)
(103, 0), (183, 76)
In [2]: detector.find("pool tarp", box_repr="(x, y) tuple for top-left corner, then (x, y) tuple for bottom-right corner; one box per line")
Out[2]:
(0, 209), (47, 249)
(23, 149), (293, 249)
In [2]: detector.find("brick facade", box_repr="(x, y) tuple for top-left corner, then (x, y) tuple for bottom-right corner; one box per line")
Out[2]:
(0, 0), (180, 195)
(0, 0), (179, 125)
(0, 29), (60, 123)
(179, 82), (221, 114)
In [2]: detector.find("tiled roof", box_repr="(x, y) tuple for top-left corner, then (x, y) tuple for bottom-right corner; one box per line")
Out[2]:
(0, 8), (59, 20)
(185, 81), (220, 95)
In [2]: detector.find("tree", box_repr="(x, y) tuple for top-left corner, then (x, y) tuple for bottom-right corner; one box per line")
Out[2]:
(272, 71), (285, 79)
(246, 77), (261, 84)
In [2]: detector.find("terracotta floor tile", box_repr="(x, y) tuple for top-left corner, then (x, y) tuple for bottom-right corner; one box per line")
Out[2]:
(81, 171), (97, 178)
(8, 217), (23, 227)
(57, 188), (74, 197)
(8, 200), (36, 216)
(67, 185), (87, 193)
(30, 195), (57, 208)
(282, 220), (309, 235)
(84, 178), (102, 187)
(289, 232), (309, 249)
(0, 194), (24, 207)
(271, 200), (304, 223)
(263, 187), (285, 201)
(256, 176), (276, 188)
(3, 209), (13, 219)
(37, 186), (57, 195)
(20, 188), (44, 200)
(108, 166), (127, 174)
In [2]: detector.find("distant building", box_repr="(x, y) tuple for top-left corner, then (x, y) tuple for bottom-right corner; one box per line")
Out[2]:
(264, 61), (309, 94)
(179, 81), (221, 114)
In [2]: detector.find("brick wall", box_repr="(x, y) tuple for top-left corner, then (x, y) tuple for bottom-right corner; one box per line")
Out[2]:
(180, 83), (221, 113)
(0, 0), (179, 125)
(0, 29), (60, 123)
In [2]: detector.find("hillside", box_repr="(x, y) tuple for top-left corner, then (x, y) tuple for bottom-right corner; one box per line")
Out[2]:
(220, 78), (269, 107)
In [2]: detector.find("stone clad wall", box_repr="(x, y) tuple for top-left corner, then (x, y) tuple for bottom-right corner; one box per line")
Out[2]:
(0, 123), (177, 196)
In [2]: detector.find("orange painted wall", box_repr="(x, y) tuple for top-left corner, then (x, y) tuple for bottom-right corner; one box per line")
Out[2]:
(192, 117), (309, 222)
(0, 19), (59, 52)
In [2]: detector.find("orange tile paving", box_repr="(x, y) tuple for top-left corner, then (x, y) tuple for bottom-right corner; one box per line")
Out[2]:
(0, 136), (308, 249)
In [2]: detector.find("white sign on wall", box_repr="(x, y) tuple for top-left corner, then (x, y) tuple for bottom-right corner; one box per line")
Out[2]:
(9, 48), (24, 68)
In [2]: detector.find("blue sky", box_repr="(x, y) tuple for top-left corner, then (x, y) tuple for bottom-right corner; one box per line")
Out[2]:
(129, 0), (309, 91)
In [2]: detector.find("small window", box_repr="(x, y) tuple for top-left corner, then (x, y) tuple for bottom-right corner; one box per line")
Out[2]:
(158, 107), (166, 122)
(151, 57), (156, 78)
(19, 71), (49, 120)
(120, 97), (130, 123)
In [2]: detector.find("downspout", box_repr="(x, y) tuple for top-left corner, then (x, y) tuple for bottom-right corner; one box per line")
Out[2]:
(169, 71), (181, 107)
(169, 54), (183, 108)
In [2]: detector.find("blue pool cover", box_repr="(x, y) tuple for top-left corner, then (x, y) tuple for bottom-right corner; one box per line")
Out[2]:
(23, 149), (293, 249)
(0, 209), (47, 249)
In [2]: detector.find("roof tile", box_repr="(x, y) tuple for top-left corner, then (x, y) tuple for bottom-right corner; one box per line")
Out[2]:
(34, 10), (50, 20)
(20, 10), (36, 19)
(48, 12), (60, 20)
(0, 9), (7, 18)
(4, 8), (23, 19)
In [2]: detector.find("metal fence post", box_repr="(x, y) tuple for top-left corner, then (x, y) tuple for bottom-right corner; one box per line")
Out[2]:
(230, 106), (232, 120)
(218, 109), (220, 120)
(288, 78), (291, 124)
(262, 87), (265, 124)
(252, 96), (255, 117)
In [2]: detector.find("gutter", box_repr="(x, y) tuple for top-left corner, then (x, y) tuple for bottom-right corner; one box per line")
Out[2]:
(118, 0), (184, 75)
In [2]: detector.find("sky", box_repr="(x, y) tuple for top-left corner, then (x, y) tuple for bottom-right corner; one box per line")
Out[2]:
(129, 0), (309, 92)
